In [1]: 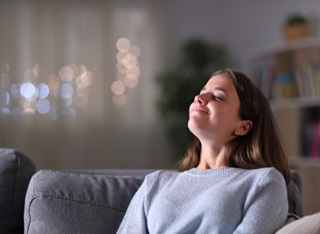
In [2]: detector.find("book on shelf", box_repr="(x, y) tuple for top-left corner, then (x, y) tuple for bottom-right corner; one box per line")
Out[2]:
(296, 63), (320, 98)
(252, 66), (299, 100)
(258, 62), (320, 101)
(252, 65), (275, 99)
(271, 72), (297, 100)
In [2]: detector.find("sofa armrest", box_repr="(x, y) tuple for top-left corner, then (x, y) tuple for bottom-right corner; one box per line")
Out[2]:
(287, 170), (303, 217)
(0, 148), (36, 234)
(24, 170), (147, 234)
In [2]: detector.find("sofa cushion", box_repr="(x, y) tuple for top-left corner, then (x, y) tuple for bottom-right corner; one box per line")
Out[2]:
(276, 212), (320, 234)
(0, 148), (36, 234)
(24, 170), (146, 234)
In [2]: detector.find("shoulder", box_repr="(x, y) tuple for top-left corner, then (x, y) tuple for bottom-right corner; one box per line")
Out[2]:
(256, 167), (285, 184)
(143, 170), (179, 186)
(246, 167), (286, 191)
(232, 167), (286, 193)
(145, 169), (178, 178)
(243, 168), (288, 208)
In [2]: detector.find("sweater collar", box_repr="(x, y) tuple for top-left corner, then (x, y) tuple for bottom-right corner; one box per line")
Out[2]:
(185, 167), (240, 176)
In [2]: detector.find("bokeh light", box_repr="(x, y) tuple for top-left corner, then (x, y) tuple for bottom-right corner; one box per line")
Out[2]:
(23, 108), (35, 115)
(80, 71), (94, 86)
(124, 76), (138, 88)
(20, 82), (36, 99)
(116, 38), (131, 52)
(59, 66), (74, 82)
(48, 74), (60, 90)
(23, 99), (36, 110)
(36, 99), (50, 114)
(0, 62), (94, 119)
(10, 83), (20, 99)
(112, 38), (141, 106)
(122, 54), (137, 69)
(0, 90), (9, 106)
(61, 83), (74, 99)
(129, 45), (141, 58)
(38, 83), (50, 99)
(33, 63), (41, 78)
(111, 80), (125, 95)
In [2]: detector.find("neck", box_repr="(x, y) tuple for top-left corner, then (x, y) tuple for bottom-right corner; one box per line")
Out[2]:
(197, 143), (228, 169)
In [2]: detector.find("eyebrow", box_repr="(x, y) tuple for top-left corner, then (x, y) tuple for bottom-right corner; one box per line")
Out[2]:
(201, 87), (229, 97)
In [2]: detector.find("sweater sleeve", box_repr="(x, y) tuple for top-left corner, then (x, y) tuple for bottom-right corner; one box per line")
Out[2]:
(234, 168), (288, 234)
(116, 172), (158, 234)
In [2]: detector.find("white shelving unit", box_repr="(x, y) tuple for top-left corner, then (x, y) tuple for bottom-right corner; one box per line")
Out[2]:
(270, 97), (320, 110)
(247, 37), (320, 215)
(247, 37), (320, 160)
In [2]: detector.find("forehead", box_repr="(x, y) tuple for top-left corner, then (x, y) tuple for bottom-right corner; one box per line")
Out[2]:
(205, 74), (236, 91)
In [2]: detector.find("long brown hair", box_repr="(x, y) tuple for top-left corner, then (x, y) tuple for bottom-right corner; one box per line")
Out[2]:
(178, 68), (290, 184)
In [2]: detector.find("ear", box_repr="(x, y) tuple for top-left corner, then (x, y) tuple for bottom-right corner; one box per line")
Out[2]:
(234, 120), (253, 136)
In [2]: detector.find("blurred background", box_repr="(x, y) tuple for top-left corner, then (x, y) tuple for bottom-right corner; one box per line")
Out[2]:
(0, 0), (319, 172)
(2, 0), (320, 215)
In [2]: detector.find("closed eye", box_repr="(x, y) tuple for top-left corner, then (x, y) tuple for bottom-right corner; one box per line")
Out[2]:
(212, 95), (223, 101)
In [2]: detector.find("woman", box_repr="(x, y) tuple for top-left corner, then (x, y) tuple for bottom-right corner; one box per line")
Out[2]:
(117, 69), (290, 234)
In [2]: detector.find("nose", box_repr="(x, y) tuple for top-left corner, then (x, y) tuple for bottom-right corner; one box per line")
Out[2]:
(194, 94), (207, 105)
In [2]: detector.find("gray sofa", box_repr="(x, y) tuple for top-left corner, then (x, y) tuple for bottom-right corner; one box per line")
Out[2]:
(24, 169), (154, 233)
(0, 148), (36, 234)
(1, 148), (320, 234)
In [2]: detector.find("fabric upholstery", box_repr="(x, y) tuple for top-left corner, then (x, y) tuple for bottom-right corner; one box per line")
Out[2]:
(287, 170), (303, 217)
(24, 170), (152, 234)
(276, 212), (320, 234)
(0, 148), (36, 234)
(24, 169), (303, 234)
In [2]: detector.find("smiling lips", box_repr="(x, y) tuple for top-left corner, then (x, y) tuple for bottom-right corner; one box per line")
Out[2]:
(191, 106), (210, 115)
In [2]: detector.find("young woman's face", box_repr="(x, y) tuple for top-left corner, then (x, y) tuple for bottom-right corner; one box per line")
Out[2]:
(188, 74), (246, 145)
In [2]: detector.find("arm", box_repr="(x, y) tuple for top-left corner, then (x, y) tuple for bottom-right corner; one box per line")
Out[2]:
(234, 169), (288, 234)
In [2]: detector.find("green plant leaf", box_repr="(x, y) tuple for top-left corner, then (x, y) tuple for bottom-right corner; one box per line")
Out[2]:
(285, 13), (309, 26)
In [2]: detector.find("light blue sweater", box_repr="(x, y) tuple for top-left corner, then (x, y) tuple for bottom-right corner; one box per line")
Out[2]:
(117, 167), (288, 234)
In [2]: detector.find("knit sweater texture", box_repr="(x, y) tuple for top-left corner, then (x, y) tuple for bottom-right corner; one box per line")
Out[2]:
(117, 167), (288, 234)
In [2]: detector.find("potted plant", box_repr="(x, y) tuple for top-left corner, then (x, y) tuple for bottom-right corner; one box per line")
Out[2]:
(283, 13), (311, 41)
(155, 38), (230, 161)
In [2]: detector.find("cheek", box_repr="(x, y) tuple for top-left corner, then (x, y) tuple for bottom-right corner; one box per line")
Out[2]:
(189, 102), (194, 113)
(230, 105), (242, 122)
(188, 104), (192, 115)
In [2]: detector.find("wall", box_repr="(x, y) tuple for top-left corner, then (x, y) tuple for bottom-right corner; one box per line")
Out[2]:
(168, 0), (320, 69)
(1, 0), (320, 172)
(0, 0), (173, 170)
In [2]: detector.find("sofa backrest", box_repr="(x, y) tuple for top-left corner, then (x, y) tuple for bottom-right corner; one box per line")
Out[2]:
(24, 170), (148, 234)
